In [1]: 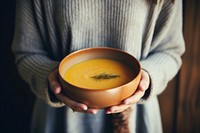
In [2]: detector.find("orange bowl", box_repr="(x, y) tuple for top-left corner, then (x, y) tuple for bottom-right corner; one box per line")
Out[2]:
(58, 47), (141, 109)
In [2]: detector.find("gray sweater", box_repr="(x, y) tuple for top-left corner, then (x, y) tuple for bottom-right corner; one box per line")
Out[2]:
(12, 0), (185, 133)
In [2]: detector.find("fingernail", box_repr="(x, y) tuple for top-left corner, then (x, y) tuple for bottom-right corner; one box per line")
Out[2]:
(124, 101), (129, 105)
(91, 110), (97, 114)
(106, 111), (111, 114)
(83, 106), (88, 111)
(110, 108), (116, 113)
(54, 87), (61, 94)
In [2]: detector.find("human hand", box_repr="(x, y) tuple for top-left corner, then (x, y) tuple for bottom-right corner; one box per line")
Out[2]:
(105, 70), (150, 114)
(48, 69), (99, 114)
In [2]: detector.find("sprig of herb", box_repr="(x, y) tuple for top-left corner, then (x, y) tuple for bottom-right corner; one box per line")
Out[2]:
(90, 73), (120, 80)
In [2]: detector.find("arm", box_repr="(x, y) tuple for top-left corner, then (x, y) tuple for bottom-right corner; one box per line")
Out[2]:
(140, 0), (185, 96)
(12, 0), (63, 107)
(12, 0), (100, 113)
(105, 0), (185, 113)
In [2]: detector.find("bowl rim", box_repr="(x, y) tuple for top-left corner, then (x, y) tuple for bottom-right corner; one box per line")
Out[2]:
(58, 47), (141, 91)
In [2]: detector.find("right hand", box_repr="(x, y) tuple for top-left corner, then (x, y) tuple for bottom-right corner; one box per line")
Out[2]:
(48, 69), (99, 114)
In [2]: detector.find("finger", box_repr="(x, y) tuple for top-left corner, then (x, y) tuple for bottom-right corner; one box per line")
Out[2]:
(123, 70), (149, 104)
(50, 80), (62, 94)
(138, 70), (150, 91)
(86, 108), (99, 114)
(123, 89), (145, 104)
(105, 104), (130, 114)
(139, 70), (150, 90)
(56, 93), (88, 112)
(48, 69), (61, 94)
(123, 84), (146, 104)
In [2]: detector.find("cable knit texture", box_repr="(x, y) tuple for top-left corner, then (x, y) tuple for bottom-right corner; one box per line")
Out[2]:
(12, 0), (185, 133)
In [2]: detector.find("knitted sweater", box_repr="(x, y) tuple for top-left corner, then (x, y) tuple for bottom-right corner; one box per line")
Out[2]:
(12, 0), (185, 133)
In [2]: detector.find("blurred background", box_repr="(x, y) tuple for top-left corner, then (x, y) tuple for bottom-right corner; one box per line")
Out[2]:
(0, 0), (199, 133)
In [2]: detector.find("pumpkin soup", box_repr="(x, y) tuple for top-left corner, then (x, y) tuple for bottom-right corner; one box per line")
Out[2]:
(64, 58), (135, 90)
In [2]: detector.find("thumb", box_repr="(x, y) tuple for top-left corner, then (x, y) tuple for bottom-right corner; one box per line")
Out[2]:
(48, 69), (62, 94)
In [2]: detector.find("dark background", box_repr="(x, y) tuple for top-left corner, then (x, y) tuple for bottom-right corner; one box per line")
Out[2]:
(0, 0), (199, 133)
(0, 1), (35, 133)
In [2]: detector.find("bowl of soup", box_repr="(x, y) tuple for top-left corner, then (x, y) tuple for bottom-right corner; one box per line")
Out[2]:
(58, 47), (141, 109)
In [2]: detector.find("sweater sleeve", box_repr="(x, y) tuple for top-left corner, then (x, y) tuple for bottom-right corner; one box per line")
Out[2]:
(12, 0), (64, 107)
(140, 0), (185, 97)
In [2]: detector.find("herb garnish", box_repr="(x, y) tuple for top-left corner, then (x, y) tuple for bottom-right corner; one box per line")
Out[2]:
(90, 73), (120, 80)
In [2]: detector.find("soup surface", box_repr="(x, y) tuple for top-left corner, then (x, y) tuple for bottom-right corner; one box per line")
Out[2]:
(64, 58), (135, 90)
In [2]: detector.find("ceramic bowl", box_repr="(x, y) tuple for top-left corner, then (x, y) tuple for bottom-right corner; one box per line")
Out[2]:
(58, 47), (141, 109)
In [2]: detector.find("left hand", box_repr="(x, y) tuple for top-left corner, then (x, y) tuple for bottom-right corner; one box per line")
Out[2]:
(105, 70), (150, 114)
(48, 69), (99, 114)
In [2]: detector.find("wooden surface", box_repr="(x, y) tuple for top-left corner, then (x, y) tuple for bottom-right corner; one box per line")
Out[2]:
(176, 0), (200, 132)
(159, 0), (200, 133)
(159, 79), (178, 133)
